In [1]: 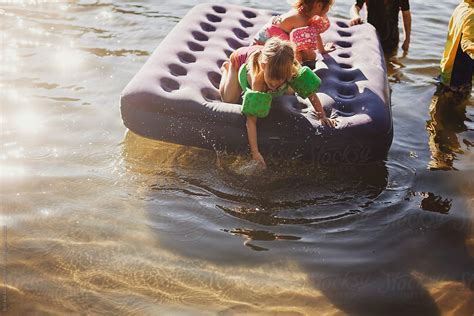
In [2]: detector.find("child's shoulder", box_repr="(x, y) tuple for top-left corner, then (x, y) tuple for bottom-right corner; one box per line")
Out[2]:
(280, 10), (308, 29)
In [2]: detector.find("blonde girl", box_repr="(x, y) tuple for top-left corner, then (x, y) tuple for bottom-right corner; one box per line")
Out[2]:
(219, 38), (334, 168)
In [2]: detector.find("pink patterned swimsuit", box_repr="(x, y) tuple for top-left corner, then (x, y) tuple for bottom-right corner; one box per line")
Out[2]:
(252, 14), (330, 51)
(252, 15), (290, 44)
(290, 15), (331, 51)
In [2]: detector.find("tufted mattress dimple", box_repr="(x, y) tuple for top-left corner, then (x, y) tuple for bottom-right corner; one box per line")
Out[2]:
(120, 3), (393, 164)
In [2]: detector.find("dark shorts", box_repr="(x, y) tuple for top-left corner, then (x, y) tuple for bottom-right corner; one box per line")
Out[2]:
(451, 35), (474, 88)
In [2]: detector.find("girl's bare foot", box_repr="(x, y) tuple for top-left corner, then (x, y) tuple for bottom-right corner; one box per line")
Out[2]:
(220, 61), (230, 73)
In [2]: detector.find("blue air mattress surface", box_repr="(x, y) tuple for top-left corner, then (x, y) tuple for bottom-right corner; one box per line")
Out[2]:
(120, 3), (393, 164)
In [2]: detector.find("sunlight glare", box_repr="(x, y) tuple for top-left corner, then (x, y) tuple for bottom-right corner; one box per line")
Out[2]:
(14, 111), (44, 134)
(52, 48), (85, 72)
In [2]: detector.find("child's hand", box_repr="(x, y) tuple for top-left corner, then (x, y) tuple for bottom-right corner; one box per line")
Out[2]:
(252, 151), (266, 169)
(320, 42), (335, 54)
(320, 117), (336, 128)
(350, 17), (363, 26)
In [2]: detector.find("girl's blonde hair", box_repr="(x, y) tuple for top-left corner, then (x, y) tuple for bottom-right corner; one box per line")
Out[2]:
(249, 37), (300, 82)
(291, 0), (333, 15)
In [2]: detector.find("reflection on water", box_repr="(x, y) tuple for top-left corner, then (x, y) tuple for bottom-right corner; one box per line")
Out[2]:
(426, 87), (472, 171)
(1, 0), (473, 314)
(420, 192), (452, 214)
(222, 228), (301, 252)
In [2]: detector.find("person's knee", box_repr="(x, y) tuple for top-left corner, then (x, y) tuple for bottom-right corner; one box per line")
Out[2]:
(221, 92), (239, 104)
(299, 49), (316, 62)
(295, 51), (303, 62)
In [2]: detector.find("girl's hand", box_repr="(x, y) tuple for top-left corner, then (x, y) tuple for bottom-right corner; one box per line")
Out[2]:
(252, 151), (266, 169)
(320, 42), (336, 54)
(320, 117), (336, 128)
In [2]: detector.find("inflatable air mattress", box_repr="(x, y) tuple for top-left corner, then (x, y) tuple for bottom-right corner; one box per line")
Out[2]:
(120, 3), (393, 164)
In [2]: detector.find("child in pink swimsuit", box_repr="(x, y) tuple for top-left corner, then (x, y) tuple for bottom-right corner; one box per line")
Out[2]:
(253, 0), (336, 62)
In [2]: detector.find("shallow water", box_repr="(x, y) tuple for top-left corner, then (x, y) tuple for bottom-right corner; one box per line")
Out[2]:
(1, 0), (473, 315)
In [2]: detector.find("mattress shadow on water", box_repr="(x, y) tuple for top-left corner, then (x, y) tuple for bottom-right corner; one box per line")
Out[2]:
(122, 130), (473, 315)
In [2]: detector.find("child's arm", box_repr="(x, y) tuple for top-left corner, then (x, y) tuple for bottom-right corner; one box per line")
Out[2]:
(401, 10), (412, 51)
(308, 93), (335, 127)
(316, 34), (335, 55)
(350, 2), (364, 26)
(246, 116), (266, 167)
(245, 71), (267, 168)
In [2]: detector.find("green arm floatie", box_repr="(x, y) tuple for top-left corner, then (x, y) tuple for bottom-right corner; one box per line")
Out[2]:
(289, 66), (322, 99)
(238, 64), (272, 118)
(241, 90), (272, 118)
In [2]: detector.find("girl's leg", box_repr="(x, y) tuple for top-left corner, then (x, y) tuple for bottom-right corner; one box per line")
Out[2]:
(219, 61), (230, 96)
(295, 51), (303, 63)
(219, 61), (241, 103)
(301, 49), (316, 62)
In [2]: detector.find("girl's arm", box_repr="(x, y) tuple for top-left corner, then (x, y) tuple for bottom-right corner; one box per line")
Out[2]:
(316, 34), (335, 55)
(246, 116), (266, 167)
(401, 10), (412, 51)
(245, 70), (267, 168)
(308, 93), (335, 127)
